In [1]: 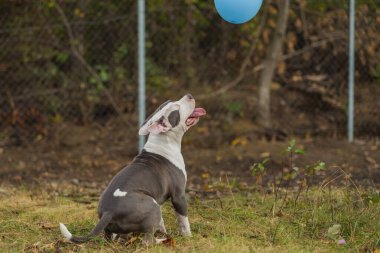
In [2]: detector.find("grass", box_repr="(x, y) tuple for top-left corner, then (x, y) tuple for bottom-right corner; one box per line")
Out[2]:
(0, 184), (379, 253)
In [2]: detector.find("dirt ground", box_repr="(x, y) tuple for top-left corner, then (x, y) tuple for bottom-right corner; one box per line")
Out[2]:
(1, 79), (379, 192)
(0, 119), (379, 192)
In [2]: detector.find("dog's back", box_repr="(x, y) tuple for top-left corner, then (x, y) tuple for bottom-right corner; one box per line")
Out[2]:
(98, 150), (186, 217)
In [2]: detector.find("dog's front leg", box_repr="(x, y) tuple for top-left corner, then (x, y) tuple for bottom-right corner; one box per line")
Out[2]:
(157, 207), (167, 234)
(172, 195), (192, 236)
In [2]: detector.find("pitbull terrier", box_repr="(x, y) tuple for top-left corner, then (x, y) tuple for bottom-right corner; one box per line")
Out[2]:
(59, 94), (206, 244)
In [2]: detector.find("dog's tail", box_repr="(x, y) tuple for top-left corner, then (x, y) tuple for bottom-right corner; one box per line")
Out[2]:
(59, 212), (112, 244)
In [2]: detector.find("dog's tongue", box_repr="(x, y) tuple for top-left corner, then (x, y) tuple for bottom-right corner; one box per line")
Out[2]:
(190, 108), (206, 118)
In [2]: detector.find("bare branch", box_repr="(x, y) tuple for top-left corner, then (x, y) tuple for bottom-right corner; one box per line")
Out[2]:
(198, 0), (272, 100)
(53, 0), (133, 127)
(199, 32), (345, 100)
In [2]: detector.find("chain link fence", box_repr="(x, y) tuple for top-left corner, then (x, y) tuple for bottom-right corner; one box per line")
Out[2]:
(0, 0), (379, 148)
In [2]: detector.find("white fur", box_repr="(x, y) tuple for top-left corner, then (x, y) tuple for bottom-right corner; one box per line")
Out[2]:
(159, 217), (166, 233)
(139, 102), (180, 135)
(144, 131), (187, 180)
(158, 206), (167, 233)
(156, 238), (166, 244)
(175, 212), (192, 236)
(113, 188), (128, 197)
(59, 223), (72, 240)
(152, 198), (159, 206)
(140, 95), (197, 180)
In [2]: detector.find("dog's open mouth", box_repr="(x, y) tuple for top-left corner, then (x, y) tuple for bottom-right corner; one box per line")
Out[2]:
(185, 107), (206, 126)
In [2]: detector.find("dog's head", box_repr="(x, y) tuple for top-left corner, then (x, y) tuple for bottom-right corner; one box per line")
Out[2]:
(139, 94), (206, 136)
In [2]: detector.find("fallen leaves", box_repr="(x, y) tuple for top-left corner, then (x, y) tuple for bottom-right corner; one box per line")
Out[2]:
(231, 136), (249, 146)
(38, 222), (56, 230)
(161, 235), (176, 247)
(327, 224), (347, 246)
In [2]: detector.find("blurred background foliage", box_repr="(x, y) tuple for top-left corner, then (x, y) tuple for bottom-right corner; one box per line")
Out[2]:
(0, 0), (379, 146)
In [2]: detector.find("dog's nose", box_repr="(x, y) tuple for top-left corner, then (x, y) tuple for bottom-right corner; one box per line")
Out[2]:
(186, 94), (193, 100)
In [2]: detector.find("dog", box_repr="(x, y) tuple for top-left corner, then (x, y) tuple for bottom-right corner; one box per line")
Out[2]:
(59, 94), (206, 245)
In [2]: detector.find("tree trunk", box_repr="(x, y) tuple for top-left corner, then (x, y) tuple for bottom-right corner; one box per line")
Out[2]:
(258, 0), (290, 129)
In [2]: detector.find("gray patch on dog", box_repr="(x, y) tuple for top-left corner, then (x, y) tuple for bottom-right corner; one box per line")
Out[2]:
(168, 110), (180, 127)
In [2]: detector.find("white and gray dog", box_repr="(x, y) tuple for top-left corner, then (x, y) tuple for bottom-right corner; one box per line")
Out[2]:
(59, 94), (206, 244)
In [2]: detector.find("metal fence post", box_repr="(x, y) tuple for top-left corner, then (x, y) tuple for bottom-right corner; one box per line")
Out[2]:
(348, 0), (355, 143)
(138, 0), (146, 151)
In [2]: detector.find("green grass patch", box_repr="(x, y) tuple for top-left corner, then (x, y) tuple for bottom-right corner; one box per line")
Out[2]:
(0, 186), (379, 252)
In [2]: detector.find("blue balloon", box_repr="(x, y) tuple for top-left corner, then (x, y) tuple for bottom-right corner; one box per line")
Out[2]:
(214, 0), (263, 24)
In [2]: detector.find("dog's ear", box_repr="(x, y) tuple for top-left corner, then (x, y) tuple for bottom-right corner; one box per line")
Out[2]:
(139, 103), (180, 135)
(141, 100), (171, 127)
(139, 116), (171, 135)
